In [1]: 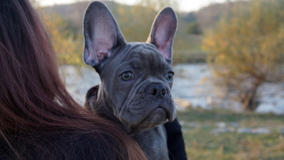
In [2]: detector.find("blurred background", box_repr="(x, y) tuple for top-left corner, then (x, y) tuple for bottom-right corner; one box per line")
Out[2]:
(32, 0), (284, 159)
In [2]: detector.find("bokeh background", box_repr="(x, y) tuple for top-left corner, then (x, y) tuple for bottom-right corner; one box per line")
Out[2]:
(32, 0), (284, 159)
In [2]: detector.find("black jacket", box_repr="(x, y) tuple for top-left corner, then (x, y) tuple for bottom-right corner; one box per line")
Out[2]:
(0, 127), (187, 160)
(164, 118), (187, 160)
(0, 132), (122, 160)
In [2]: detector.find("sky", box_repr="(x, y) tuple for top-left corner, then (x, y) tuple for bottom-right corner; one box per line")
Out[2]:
(36, 0), (228, 12)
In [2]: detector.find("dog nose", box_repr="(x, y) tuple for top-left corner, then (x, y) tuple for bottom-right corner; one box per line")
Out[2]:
(147, 83), (167, 98)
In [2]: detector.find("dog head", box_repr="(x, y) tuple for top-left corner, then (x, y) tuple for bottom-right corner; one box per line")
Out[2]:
(84, 1), (177, 132)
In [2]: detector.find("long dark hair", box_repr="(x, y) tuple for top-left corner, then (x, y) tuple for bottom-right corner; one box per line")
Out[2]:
(0, 0), (146, 159)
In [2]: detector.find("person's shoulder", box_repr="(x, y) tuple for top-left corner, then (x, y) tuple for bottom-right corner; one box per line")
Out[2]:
(0, 132), (121, 160)
(46, 131), (120, 160)
(71, 132), (119, 159)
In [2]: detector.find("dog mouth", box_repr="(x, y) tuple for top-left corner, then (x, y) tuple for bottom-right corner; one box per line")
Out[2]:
(157, 104), (175, 122)
(155, 106), (169, 120)
(139, 105), (173, 125)
(120, 93), (176, 133)
(156, 107), (165, 112)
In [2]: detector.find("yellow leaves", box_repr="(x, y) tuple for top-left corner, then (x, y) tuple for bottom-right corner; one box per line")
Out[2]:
(203, 0), (284, 86)
(118, 7), (125, 15)
(202, 36), (215, 51)
(199, 77), (208, 85)
(41, 12), (83, 66)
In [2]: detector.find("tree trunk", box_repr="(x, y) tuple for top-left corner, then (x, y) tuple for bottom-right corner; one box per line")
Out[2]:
(242, 95), (256, 111)
(241, 86), (260, 111)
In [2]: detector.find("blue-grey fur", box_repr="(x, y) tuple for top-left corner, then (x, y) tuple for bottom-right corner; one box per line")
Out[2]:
(83, 1), (177, 159)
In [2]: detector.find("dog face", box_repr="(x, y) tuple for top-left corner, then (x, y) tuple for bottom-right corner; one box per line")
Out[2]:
(83, 1), (177, 132)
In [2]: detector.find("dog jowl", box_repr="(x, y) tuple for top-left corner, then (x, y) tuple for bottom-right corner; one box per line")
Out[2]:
(83, 1), (177, 159)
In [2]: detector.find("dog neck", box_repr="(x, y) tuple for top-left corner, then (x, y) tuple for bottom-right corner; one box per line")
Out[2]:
(85, 85), (135, 134)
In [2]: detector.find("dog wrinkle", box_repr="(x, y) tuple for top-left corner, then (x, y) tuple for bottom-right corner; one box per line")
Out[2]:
(124, 79), (148, 106)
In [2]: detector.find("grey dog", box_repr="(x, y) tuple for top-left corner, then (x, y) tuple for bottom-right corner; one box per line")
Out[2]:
(83, 1), (177, 159)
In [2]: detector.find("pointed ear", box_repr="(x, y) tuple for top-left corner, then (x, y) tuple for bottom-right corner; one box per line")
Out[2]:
(146, 7), (177, 63)
(83, 1), (125, 69)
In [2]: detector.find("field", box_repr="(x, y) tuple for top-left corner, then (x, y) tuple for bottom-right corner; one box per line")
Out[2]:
(177, 108), (284, 160)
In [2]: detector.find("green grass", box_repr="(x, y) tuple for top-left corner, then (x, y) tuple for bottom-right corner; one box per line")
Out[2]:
(177, 108), (284, 160)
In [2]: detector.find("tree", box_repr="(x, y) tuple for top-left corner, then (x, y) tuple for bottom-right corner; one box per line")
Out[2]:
(42, 13), (84, 66)
(138, 0), (179, 11)
(203, 0), (284, 111)
(114, 0), (178, 42)
(114, 4), (157, 42)
(186, 22), (202, 35)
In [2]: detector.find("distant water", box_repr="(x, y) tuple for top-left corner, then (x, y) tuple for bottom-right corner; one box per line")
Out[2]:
(60, 64), (284, 114)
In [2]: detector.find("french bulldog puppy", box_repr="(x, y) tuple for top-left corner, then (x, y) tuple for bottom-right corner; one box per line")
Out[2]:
(83, 1), (177, 159)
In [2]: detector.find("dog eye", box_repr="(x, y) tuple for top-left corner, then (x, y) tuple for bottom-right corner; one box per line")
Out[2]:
(120, 72), (134, 81)
(166, 72), (174, 81)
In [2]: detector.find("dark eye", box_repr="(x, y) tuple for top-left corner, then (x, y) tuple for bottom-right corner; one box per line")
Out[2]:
(166, 72), (174, 81)
(120, 72), (134, 81)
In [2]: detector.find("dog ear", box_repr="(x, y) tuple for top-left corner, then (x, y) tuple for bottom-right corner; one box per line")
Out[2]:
(146, 7), (177, 63)
(83, 1), (125, 69)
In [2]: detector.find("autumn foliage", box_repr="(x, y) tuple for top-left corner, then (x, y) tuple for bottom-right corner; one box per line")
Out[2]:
(203, 0), (284, 111)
